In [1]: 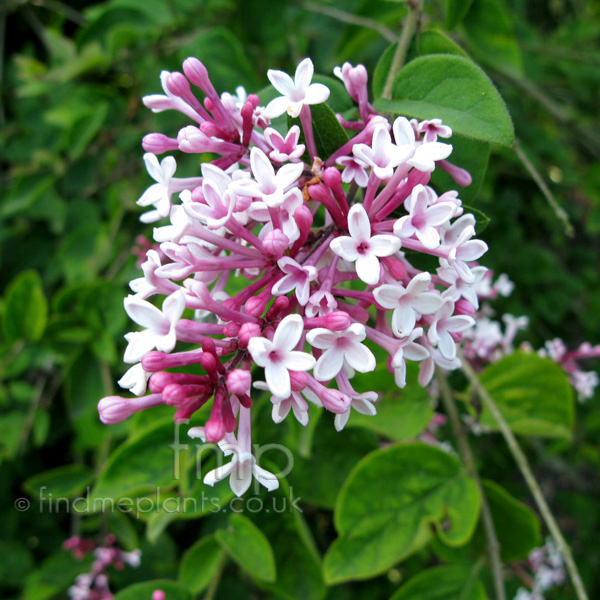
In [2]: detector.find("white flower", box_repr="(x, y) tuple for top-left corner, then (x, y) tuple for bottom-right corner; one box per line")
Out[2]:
(393, 116), (452, 171)
(118, 363), (151, 396)
(353, 123), (414, 180)
(272, 257), (318, 306)
(307, 323), (376, 381)
(254, 381), (310, 426)
(428, 299), (475, 359)
(330, 204), (401, 285)
(265, 57), (330, 118)
(202, 407), (280, 496)
(391, 328), (430, 388)
(374, 272), (444, 337)
(123, 290), (186, 363)
(247, 314), (316, 399)
(334, 390), (377, 432)
(394, 184), (456, 250)
(230, 147), (303, 208)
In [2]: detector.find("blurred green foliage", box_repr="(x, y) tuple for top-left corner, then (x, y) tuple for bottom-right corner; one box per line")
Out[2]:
(1, 0), (599, 598)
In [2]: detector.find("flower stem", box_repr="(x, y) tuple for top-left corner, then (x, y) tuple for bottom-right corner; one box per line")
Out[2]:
(437, 372), (506, 600)
(459, 351), (590, 600)
(382, 0), (423, 100)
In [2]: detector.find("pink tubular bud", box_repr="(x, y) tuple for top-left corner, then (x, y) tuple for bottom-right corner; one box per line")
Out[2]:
(323, 166), (349, 215)
(237, 393), (253, 408)
(293, 205), (314, 250)
(290, 371), (308, 391)
(205, 388), (226, 442)
(320, 387), (351, 413)
(182, 57), (215, 95)
(226, 369), (252, 396)
(199, 353), (219, 384)
(247, 94), (260, 109)
(149, 371), (209, 393)
(153, 591), (166, 600)
(438, 160), (472, 187)
(454, 298), (476, 317)
(162, 384), (211, 405)
(241, 100), (255, 147)
(201, 338), (218, 357)
(304, 311), (352, 331)
(244, 290), (270, 317)
(142, 349), (204, 371)
(200, 121), (228, 140)
(238, 322), (262, 347)
(381, 257), (407, 280)
(98, 394), (164, 424)
(222, 396), (237, 433)
(266, 296), (289, 321)
(142, 133), (179, 154)
(263, 229), (290, 258)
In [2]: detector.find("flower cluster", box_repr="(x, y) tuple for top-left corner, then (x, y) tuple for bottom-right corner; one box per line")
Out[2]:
(462, 272), (600, 402)
(514, 538), (566, 600)
(98, 57), (489, 496)
(64, 535), (141, 600)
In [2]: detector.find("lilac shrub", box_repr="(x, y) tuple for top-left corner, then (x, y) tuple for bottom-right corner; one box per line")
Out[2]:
(98, 57), (489, 496)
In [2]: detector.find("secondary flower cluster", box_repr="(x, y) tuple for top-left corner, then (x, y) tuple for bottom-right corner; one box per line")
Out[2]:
(462, 272), (600, 402)
(98, 57), (489, 496)
(514, 538), (566, 600)
(64, 535), (141, 600)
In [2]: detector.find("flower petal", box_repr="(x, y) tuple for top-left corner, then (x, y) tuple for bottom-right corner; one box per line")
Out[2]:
(314, 348), (344, 381)
(265, 361), (291, 399)
(273, 314), (304, 351)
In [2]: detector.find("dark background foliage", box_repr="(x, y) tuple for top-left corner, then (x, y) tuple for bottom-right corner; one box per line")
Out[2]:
(0, 0), (599, 598)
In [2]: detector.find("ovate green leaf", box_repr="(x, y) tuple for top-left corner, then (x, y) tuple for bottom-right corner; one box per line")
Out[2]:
(2, 270), (48, 342)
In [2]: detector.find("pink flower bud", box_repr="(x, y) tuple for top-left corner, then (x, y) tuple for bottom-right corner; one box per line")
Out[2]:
(290, 371), (308, 391)
(166, 71), (192, 100)
(149, 371), (209, 393)
(455, 298), (476, 317)
(293, 205), (313, 248)
(263, 229), (290, 258)
(142, 349), (204, 371)
(266, 296), (289, 321)
(182, 57), (214, 94)
(223, 322), (240, 337)
(304, 311), (352, 331)
(142, 133), (179, 154)
(98, 394), (163, 424)
(438, 160), (472, 187)
(238, 322), (262, 347)
(381, 257), (407, 280)
(320, 388), (351, 414)
(226, 369), (252, 396)
(153, 590), (166, 600)
(245, 294), (268, 317)
(199, 353), (219, 384)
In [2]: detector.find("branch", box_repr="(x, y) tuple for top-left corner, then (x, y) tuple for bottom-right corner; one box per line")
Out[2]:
(437, 373), (506, 600)
(382, 0), (423, 100)
(459, 351), (589, 600)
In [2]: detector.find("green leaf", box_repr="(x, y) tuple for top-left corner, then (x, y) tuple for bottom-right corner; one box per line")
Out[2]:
(24, 552), (91, 600)
(462, 205), (491, 234)
(430, 135), (490, 204)
(374, 54), (514, 146)
(373, 32), (467, 100)
(446, 0), (475, 30)
(476, 352), (575, 439)
(107, 511), (140, 552)
(323, 443), (481, 584)
(113, 580), (193, 600)
(349, 363), (433, 440)
(462, 0), (523, 77)
(2, 270), (48, 342)
(179, 535), (225, 594)
(216, 513), (276, 583)
(90, 419), (181, 505)
(390, 564), (488, 600)
(24, 464), (93, 499)
(288, 102), (349, 162)
(482, 480), (541, 561)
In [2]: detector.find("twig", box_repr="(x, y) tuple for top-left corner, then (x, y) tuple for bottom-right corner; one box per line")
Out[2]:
(204, 553), (227, 600)
(382, 0), (423, 100)
(459, 350), (589, 600)
(513, 138), (574, 237)
(302, 2), (397, 44)
(437, 372), (506, 600)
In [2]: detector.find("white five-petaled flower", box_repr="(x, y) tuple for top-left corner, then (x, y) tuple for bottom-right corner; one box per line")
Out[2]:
(247, 314), (316, 399)
(264, 125), (306, 163)
(118, 363), (151, 396)
(374, 272), (444, 338)
(330, 204), (401, 285)
(394, 184), (457, 249)
(393, 116), (453, 172)
(428, 299), (475, 359)
(230, 147), (303, 208)
(438, 262), (488, 308)
(123, 289), (186, 363)
(307, 323), (376, 381)
(353, 123), (414, 180)
(272, 257), (318, 306)
(253, 381), (311, 427)
(265, 57), (330, 118)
